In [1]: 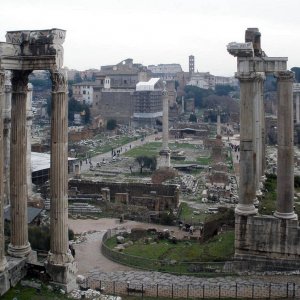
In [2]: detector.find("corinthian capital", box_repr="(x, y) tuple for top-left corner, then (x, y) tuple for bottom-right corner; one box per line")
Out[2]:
(275, 71), (295, 82)
(11, 70), (32, 93)
(50, 69), (68, 93)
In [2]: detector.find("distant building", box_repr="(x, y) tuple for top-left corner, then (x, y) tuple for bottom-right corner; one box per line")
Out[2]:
(148, 64), (182, 81)
(133, 78), (163, 128)
(187, 72), (237, 90)
(189, 55), (195, 75)
(91, 59), (151, 126)
(72, 81), (97, 105)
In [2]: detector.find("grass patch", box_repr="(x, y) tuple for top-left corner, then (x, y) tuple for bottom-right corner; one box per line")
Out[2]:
(105, 230), (234, 264)
(196, 156), (211, 165)
(124, 142), (162, 157)
(1, 282), (68, 300)
(178, 202), (206, 223)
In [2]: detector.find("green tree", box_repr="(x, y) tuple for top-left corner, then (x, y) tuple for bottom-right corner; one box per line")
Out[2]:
(135, 155), (157, 173)
(215, 85), (234, 96)
(184, 85), (213, 108)
(107, 119), (117, 130)
(189, 113), (197, 122)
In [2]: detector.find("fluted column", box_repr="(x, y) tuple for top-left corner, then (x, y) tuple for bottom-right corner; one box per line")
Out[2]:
(4, 72), (11, 207)
(26, 83), (33, 202)
(260, 84), (266, 180)
(0, 70), (8, 271)
(254, 74), (264, 197)
(7, 70), (32, 257)
(274, 71), (297, 219)
(235, 73), (258, 216)
(48, 69), (73, 265)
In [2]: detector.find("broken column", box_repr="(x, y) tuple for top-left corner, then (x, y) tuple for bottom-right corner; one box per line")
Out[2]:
(7, 70), (32, 257)
(158, 81), (171, 168)
(46, 69), (77, 290)
(235, 73), (258, 215)
(0, 70), (7, 271)
(274, 71), (297, 219)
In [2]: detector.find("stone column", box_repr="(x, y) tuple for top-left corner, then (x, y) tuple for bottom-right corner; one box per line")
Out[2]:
(0, 70), (8, 271)
(48, 69), (72, 264)
(46, 70), (77, 289)
(296, 92), (300, 124)
(254, 74), (264, 198)
(7, 70), (32, 258)
(4, 72), (11, 207)
(217, 107), (221, 136)
(260, 83), (266, 181)
(274, 71), (297, 219)
(235, 73), (258, 216)
(159, 82), (171, 168)
(26, 83), (33, 202)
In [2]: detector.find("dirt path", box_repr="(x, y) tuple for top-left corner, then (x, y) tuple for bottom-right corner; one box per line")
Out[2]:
(68, 218), (185, 275)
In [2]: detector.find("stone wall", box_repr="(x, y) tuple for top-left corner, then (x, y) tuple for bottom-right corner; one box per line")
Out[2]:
(235, 215), (300, 261)
(69, 179), (179, 211)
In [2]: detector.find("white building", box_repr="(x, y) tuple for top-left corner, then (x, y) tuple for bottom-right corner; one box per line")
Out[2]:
(72, 81), (97, 105)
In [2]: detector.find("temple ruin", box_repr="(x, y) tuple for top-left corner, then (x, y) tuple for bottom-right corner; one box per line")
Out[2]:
(228, 28), (300, 267)
(0, 29), (77, 294)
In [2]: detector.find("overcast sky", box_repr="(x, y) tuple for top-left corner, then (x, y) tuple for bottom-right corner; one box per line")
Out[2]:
(1, 0), (300, 76)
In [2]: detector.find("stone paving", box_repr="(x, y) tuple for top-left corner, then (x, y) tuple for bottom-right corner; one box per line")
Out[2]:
(84, 270), (300, 299)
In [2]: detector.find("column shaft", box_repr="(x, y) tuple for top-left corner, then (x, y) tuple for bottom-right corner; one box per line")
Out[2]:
(4, 79), (11, 207)
(0, 71), (7, 271)
(235, 73), (258, 215)
(8, 70), (31, 257)
(274, 71), (297, 219)
(48, 70), (73, 265)
(162, 88), (169, 151)
(296, 93), (300, 124)
(260, 85), (266, 179)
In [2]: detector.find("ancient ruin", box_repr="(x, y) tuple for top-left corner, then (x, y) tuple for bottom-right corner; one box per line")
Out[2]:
(228, 28), (300, 266)
(0, 29), (77, 295)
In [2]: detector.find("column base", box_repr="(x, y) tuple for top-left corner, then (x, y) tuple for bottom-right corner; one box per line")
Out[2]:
(45, 253), (78, 292)
(273, 211), (298, 220)
(7, 242), (31, 258)
(235, 203), (257, 216)
(158, 149), (171, 168)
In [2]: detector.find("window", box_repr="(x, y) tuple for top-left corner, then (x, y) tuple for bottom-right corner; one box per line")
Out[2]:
(83, 90), (86, 95)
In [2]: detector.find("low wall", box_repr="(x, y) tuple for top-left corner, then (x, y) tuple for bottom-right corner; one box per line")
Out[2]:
(69, 179), (179, 211)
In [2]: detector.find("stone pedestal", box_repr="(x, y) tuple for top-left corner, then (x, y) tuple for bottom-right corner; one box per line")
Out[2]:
(235, 73), (258, 216)
(7, 70), (31, 258)
(46, 70), (77, 290)
(274, 71), (297, 220)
